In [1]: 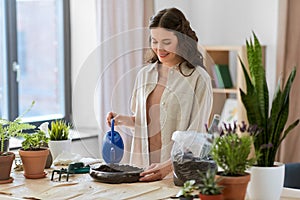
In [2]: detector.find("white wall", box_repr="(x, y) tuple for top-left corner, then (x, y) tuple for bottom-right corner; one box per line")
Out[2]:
(155, 0), (279, 101)
(70, 0), (100, 129)
(70, 0), (279, 129)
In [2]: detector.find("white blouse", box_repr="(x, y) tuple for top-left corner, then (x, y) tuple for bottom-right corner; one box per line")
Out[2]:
(130, 61), (213, 168)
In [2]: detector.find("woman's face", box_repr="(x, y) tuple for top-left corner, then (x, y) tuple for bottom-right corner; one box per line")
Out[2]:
(150, 27), (182, 67)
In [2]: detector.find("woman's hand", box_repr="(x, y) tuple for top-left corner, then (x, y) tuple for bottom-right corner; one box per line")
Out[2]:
(106, 112), (135, 128)
(139, 161), (172, 182)
(106, 112), (117, 127)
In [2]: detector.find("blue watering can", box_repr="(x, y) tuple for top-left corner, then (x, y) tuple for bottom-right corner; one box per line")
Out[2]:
(102, 119), (124, 164)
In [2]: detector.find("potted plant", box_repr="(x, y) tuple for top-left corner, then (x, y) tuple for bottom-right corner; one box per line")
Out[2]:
(19, 130), (50, 179)
(239, 32), (299, 199)
(198, 168), (223, 200)
(0, 103), (35, 183)
(48, 120), (71, 160)
(176, 180), (197, 200)
(210, 122), (260, 200)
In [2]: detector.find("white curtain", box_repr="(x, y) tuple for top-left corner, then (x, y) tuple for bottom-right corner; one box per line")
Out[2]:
(96, 0), (154, 162)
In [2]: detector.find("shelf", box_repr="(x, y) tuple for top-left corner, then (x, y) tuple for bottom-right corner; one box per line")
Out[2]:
(213, 88), (237, 94)
(204, 45), (265, 124)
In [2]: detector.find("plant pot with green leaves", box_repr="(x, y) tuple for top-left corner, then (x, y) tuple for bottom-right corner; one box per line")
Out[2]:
(48, 120), (71, 160)
(198, 168), (223, 200)
(176, 180), (197, 200)
(239, 33), (299, 199)
(211, 122), (260, 200)
(0, 103), (36, 183)
(19, 130), (49, 179)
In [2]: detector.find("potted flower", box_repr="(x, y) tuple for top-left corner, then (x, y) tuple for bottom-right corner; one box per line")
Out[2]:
(19, 129), (49, 179)
(198, 168), (223, 200)
(0, 102), (35, 183)
(239, 32), (299, 199)
(48, 120), (71, 160)
(176, 180), (197, 200)
(210, 122), (260, 200)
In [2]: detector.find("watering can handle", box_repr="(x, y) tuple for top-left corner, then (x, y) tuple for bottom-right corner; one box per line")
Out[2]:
(111, 118), (115, 144)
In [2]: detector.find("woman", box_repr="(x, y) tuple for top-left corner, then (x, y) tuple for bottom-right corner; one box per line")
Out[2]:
(106, 7), (212, 182)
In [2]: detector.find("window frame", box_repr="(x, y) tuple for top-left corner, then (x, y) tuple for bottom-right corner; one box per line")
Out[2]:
(4, 0), (72, 126)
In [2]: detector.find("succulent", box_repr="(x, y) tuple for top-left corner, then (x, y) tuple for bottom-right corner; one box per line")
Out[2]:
(176, 180), (197, 198)
(198, 168), (223, 195)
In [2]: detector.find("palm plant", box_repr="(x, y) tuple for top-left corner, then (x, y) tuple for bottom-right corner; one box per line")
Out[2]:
(239, 32), (299, 167)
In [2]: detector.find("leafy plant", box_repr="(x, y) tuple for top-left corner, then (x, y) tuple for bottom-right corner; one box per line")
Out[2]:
(0, 101), (36, 153)
(211, 122), (260, 176)
(21, 130), (49, 151)
(197, 168), (223, 195)
(176, 180), (197, 198)
(49, 120), (70, 140)
(239, 32), (299, 167)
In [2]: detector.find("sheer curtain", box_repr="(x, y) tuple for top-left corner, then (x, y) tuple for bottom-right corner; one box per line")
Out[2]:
(276, 0), (300, 163)
(96, 0), (154, 162)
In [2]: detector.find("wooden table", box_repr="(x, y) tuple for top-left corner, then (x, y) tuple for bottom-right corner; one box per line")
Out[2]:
(1, 167), (300, 200)
(0, 167), (180, 200)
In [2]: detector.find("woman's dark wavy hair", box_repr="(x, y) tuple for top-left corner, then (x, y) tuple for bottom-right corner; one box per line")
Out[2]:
(145, 7), (205, 76)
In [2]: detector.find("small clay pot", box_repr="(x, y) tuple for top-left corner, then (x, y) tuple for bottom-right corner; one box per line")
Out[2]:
(0, 152), (15, 183)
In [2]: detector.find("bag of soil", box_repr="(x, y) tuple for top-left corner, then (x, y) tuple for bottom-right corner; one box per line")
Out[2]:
(171, 131), (217, 186)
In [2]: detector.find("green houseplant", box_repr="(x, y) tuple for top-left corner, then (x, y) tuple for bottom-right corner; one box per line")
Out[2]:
(48, 120), (71, 160)
(0, 101), (36, 153)
(49, 120), (70, 140)
(197, 168), (223, 200)
(176, 180), (197, 200)
(0, 102), (35, 183)
(210, 122), (259, 200)
(19, 130), (50, 179)
(240, 32), (299, 199)
(239, 32), (299, 167)
(20, 130), (49, 151)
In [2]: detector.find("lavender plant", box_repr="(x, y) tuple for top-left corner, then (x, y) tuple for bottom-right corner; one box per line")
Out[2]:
(210, 121), (261, 176)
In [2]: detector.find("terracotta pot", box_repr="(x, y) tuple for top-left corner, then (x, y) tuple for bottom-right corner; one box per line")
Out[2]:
(217, 172), (250, 200)
(19, 148), (49, 179)
(199, 193), (223, 200)
(0, 152), (15, 183)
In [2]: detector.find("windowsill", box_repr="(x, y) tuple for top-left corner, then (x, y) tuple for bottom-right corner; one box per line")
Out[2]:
(9, 128), (99, 150)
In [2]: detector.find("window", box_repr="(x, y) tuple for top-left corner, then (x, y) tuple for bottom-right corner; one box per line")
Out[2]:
(0, 0), (7, 118)
(1, 0), (71, 125)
